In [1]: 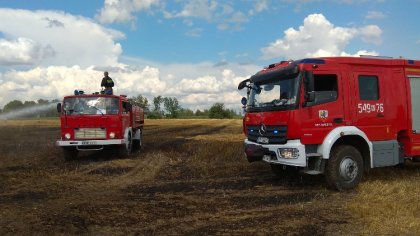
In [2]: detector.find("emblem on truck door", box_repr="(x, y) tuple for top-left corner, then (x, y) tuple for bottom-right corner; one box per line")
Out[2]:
(319, 110), (328, 122)
(259, 123), (267, 135)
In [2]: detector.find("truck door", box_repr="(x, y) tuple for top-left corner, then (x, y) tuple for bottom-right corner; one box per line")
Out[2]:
(352, 72), (390, 140)
(300, 72), (345, 144)
(408, 75), (420, 155)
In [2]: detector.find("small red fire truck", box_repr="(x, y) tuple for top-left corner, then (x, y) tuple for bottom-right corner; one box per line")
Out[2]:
(56, 91), (144, 160)
(238, 56), (420, 190)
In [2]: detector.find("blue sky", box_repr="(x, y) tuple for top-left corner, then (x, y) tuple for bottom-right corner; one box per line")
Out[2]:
(0, 0), (419, 110)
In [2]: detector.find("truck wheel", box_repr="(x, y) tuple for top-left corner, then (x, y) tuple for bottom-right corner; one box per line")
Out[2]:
(270, 164), (299, 177)
(325, 145), (363, 191)
(132, 129), (142, 150)
(119, 132), (132, 157)
(412, 156), (420, 162)
(63, 147), (78, 161)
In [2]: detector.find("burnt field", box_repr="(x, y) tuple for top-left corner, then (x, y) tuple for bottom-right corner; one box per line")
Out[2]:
(0, 119), (419, 235)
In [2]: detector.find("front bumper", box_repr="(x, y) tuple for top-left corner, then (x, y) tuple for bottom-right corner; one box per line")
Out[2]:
(56, 139), (125, 147)
(244, 139), (307, 167)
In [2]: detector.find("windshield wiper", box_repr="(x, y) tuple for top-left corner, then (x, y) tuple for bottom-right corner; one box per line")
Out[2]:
(89, 106), (104, 115)
(270, 99), (289, 106)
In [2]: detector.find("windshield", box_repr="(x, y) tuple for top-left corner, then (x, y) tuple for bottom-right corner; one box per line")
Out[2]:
(63, 97), (119, 115)
(248, 74), (300, 111)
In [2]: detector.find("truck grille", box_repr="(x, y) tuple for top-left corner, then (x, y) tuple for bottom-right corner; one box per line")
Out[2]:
(246, 125), (287, 144)
(74, 128), (106, 139)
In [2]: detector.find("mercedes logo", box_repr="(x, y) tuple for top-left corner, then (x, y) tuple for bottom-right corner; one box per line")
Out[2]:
(259, 123), (267, 135)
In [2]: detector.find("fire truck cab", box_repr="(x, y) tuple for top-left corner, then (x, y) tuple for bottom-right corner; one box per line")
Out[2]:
(56, 91), (144, 160)
(239, 56), (420, 190)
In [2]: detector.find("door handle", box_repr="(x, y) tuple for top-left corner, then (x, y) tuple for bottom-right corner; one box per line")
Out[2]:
(333, 118), (343, 124)
(377, 113), (384, 118)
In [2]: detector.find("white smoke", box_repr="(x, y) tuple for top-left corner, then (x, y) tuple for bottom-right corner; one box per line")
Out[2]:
(0, 103), (57, 120)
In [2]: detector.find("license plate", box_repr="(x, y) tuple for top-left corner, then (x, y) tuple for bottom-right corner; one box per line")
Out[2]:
(81, 141), (97, 145)
(257, 137), (269, 144)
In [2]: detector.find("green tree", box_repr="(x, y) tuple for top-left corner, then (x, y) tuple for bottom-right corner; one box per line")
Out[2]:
(153, 96), (163, 112)
(128, 95), (149, 112)
(37, 99), (49, 105)
(149, 95), (164, 118)
(163, 97), (181, 118)
(179, 108), (194, 118)
(209, 103), (233, 119)
(195, 109), (209, 118)
(23, 101), (36, 107)
(3, 100), (24, 112)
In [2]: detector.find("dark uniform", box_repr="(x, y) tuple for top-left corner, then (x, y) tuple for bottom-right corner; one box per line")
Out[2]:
(101, 73), (114, 95)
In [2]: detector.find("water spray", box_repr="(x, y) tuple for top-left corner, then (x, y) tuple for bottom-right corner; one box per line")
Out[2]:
(0, 103), (57, 120)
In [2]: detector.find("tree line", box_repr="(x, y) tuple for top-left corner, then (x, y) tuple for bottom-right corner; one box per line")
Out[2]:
(128, 95), (241, 119)
(0, 95), (241, 119)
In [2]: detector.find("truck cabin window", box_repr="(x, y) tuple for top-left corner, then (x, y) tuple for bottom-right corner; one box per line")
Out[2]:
(358, 75), (379, 100)
(248, 75), (299, 111)
(63, 97), (119, 115)
(307, 74), (338, 106)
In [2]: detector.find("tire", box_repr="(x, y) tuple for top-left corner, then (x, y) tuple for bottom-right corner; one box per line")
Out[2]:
(63, 147), (78, 161)
(413, 156), (420, 163)
(270, 164), (299, 177)
(325, 145), (364, 191)
(132, 129), (142, 151)
(118, 132), (132, 157)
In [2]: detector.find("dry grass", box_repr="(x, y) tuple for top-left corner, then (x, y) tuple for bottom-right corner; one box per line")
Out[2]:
(0, 118), (59, 127)
(0, 118), (419, 235)
(347, 165), (420, 235)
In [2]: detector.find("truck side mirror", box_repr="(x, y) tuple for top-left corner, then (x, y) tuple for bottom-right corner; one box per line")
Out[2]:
(304, 70), (315, 103)
(56, 103), (62, 113)
(238, 79), (250, 90)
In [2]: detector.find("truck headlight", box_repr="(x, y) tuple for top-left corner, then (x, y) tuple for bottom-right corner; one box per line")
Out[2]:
(65, 133), (71, 140)
(109, 132), (115, 139)
(278, 148), (299, 159)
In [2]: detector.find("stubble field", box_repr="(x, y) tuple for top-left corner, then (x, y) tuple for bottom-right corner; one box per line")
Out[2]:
(0, 119), (419, 235)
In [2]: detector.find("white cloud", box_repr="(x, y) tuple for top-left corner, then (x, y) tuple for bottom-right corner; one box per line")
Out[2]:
(0, 58), (260, 111)
(0, 8), (124, 67)
(96, 0), (269, 32)
(340, 50), (379, 57)
(167, 0), (217, 19)
(179, 76), (221, 93)
(185, 27), (203, 37)
(358, 25), (382, 44)
(260, 13), (382, 60)
(0, 37), (55, 65)
(162, 1), (251, 31)
(0, 5), (260, 110)
(96, 0), (160, 24)
(0, 65), (167, 108)
(165, 0), (217, 20)
(365, 11), (386, 20)
(255, 0), (268, 13)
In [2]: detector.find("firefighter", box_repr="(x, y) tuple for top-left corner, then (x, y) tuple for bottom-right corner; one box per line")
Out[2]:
(101, 71), (114, 95)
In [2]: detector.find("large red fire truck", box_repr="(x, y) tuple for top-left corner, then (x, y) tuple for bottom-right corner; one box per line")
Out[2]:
(238, 56), (420, 190)
(56, 91), (144, 160)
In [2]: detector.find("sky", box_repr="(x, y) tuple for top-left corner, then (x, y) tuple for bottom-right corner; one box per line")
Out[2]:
(0, 0), (419, 111)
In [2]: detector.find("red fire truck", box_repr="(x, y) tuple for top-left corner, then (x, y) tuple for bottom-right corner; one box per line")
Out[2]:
(56, 91), (144, 160)
(238, 56), (420, 190)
